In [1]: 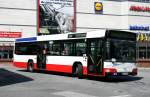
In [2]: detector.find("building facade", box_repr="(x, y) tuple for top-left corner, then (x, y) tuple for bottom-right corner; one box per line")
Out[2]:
(76, 0), (150, 32)
(0, 0), (37, 61)
(1, 0), (150, 67)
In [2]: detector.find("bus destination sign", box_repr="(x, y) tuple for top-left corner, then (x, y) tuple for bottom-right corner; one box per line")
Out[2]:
(68, 33), (86, 38)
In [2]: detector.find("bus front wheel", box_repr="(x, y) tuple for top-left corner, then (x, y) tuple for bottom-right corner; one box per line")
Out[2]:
(27, 60), (34, 72)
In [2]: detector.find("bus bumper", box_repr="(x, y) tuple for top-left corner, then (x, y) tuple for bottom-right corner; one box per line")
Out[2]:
(105, 68), (138, 76)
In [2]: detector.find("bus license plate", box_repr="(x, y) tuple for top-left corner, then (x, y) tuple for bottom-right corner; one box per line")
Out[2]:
(122, 73), (128, 75)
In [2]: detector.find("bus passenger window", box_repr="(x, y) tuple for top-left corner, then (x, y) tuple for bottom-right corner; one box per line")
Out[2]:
(76, 42), (86, 56)
(77, 50), (84, 56)
(62, 47), (69, 55)
(61, 43), (73, 56)
(54, 48), (60, 55)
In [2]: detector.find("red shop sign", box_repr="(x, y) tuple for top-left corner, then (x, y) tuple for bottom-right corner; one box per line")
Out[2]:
(130, 6), (150, 12)
(0, 32), (22, 38)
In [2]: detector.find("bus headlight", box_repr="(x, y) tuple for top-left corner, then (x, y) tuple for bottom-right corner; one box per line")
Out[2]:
(105, 68), (117, 73)
(105, 69), (110, 73)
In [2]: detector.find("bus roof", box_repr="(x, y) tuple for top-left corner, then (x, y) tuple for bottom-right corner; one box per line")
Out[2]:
(16, 30), (106, 42)
(37, 30), (106, 41)
(15, 30), (136, 42)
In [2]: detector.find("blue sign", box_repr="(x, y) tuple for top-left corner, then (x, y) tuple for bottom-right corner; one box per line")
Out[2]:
(16, 37), (37, 42)
(129, 25), (149, 31)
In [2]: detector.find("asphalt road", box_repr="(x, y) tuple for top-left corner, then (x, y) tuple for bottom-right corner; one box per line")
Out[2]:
(0, 63), (150, 97)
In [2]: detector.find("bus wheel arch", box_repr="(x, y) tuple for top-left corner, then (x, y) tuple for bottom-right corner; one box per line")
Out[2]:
(27, 59), (34, 72)
(72, 62), (83, 79)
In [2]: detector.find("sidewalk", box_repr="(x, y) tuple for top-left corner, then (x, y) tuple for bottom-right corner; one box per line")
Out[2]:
(1, 62), (150, 71)
(0, 62), (13, 65)
(138, 67), (150, 70)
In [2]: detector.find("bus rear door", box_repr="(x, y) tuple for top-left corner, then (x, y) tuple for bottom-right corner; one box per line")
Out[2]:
(37, 43), (47, 70)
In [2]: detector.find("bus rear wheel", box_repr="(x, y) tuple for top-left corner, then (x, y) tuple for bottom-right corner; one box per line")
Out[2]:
(27, 61), (34, 72)
(73, 63), (83, 79)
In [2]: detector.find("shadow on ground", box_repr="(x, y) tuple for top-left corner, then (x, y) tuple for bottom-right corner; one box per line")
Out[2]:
(86, 76), (143, 83)
(18, 69), (143, 83)
(0, 68), (33, 87)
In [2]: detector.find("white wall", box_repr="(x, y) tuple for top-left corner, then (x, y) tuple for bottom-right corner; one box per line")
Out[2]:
(77, 14), (123, 29)
(76, 0), (150, 32)
(76, 0), (124, 32)
(0, 9), (36, 25)
(0, 0), (37, 43)
(77, 0), (122, 15)
(0, 0), (36, 9)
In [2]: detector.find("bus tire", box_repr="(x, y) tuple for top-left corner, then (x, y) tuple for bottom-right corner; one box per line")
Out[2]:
(73, 63), (83, 79)
(27, 60), (34, 72)
(77, 64), (83, 79)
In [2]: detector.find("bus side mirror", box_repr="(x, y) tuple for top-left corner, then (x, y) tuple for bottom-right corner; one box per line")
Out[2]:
(83, 54), (86, 57)
(111, 58), (116, 63)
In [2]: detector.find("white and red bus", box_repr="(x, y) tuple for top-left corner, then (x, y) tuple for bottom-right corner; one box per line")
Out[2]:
(14, 30), (138, 78)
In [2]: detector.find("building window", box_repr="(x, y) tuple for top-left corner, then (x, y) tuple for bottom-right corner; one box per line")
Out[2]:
(147, 47), (150, 58)
(136, 41), (150, 59)
(0, 46), (13, 61)
(139, 47), (146, 59)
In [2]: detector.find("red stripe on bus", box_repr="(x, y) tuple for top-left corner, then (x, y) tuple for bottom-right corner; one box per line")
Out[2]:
(13, 62), (87, 74)
(13, 62), (27, 68)
(46, 64), (87, 74)
(46, 64), (72, 73)
(13, 62), (37, 69)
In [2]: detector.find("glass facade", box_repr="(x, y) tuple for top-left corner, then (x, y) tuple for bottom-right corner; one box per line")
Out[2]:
(137, 41), (150, 59)
(0, 46), (13, 61)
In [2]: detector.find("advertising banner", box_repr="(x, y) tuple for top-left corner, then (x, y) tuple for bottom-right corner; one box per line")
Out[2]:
(38, 0), (76, 35)
(137, 33), (150, 41)
(0, 32), (22, 38)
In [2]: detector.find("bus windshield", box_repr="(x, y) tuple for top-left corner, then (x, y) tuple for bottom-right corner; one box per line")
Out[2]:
(108, 39), (136, 62)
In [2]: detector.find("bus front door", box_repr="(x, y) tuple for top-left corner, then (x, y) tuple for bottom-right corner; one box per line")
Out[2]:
(37, 46), (47, 70)
(87, 40), (103, 75)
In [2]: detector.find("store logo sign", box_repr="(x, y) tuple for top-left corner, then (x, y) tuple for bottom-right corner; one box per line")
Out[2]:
(129, 25), (149, 31)
(137, 33), (148, 41)
(94, 2), (103, 14)
(0, 32), (22, 38)
(130, 6), (150, 12)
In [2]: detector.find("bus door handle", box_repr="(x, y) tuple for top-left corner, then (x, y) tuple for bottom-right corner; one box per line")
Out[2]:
(46, 57), (48, 62)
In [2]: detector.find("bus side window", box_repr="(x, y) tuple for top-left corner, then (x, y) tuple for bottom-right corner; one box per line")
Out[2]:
(47, 41), (61, 56)
(53, 48), (60, 55)
(76, 42), (86, 56)
(77, 50), (84, 56)
(62, 47), (69, 55)
(61, 43), (73, 56)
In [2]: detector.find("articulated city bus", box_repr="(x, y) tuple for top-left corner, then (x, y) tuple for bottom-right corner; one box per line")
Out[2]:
(14, 30), (138, 78)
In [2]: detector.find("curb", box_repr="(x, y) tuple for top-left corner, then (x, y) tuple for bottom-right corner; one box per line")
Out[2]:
(138, 67), (150, 70)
